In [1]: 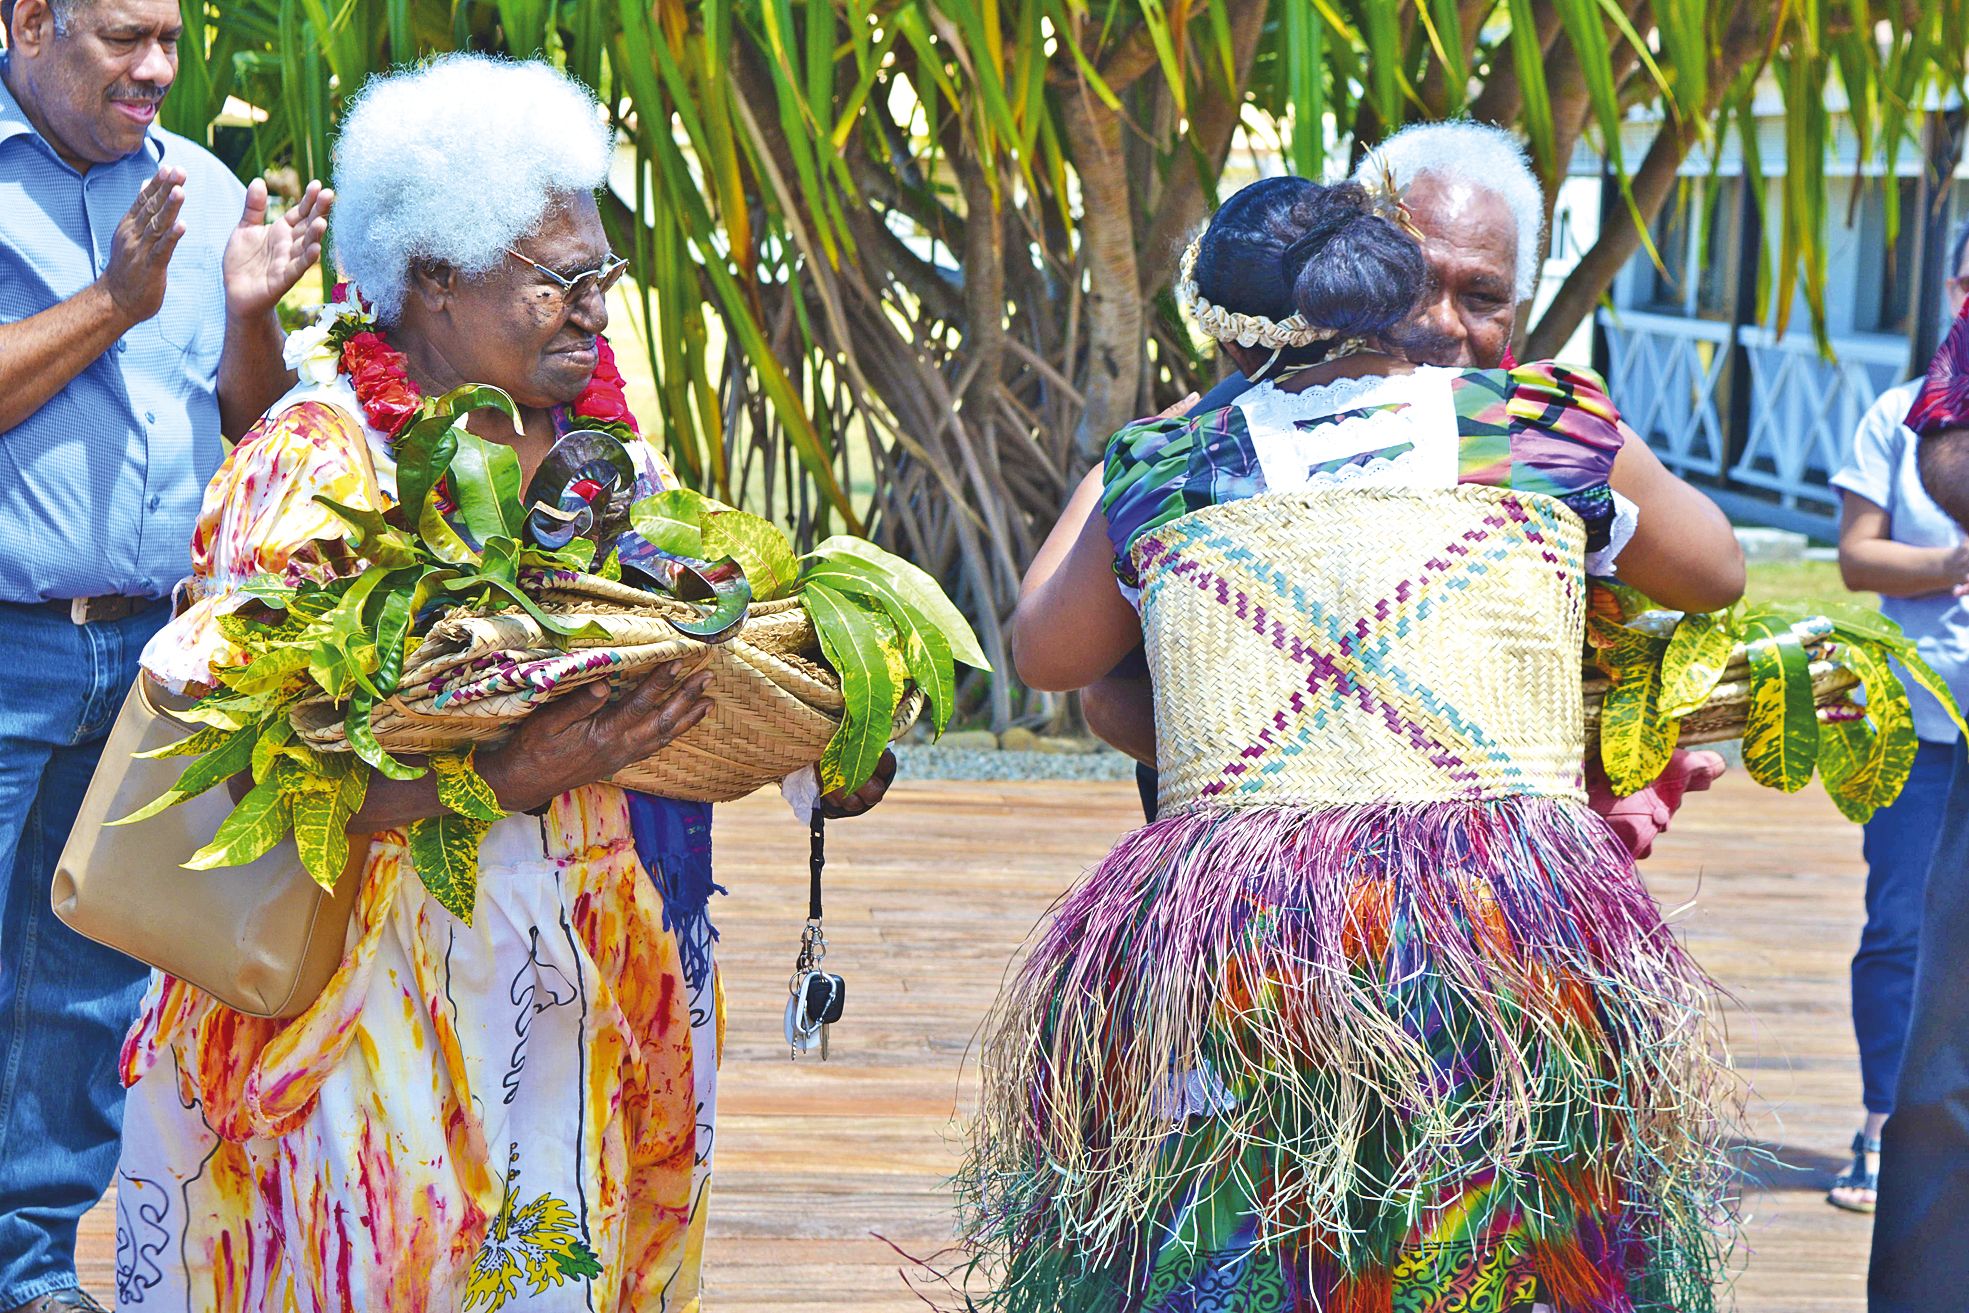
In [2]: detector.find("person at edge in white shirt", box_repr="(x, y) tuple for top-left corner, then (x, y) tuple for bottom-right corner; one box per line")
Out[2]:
(1823, 214), (1969, 1216)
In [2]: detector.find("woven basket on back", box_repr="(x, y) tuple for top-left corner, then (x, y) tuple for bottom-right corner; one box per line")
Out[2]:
(1582, 631), (1861, 749)
(292, 573), (916, 803)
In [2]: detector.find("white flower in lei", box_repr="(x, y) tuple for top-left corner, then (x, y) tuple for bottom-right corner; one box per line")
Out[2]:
(282, 298), (374, 386)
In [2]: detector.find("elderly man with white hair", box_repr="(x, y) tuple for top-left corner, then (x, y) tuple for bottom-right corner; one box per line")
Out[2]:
(104, 54), (889, 1311)
(1036, 119), (1726, 852)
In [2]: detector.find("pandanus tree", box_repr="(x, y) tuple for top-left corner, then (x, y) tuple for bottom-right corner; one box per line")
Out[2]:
(159, 0), (1968, 725)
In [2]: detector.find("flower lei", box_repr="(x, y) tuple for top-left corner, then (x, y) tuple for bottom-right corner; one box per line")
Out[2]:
(285, 283), (641, 445)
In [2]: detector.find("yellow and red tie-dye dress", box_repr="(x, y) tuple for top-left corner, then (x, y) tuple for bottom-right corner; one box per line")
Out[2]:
(114, 378), (720, 1313)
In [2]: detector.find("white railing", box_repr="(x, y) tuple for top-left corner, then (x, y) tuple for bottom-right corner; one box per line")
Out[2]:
(1734, 327), (1907, 514)
(1596, 309), (1912, 531)
(1597, 308), (1732, 477)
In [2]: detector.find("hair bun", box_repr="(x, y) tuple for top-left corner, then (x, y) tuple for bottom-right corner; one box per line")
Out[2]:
(1283, 182), (1426, 342)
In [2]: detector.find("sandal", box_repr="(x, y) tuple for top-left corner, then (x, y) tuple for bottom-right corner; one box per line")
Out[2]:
(1827, 1129), (1882, 1213)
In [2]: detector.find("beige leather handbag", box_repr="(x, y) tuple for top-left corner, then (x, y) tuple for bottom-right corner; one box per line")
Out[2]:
(51, 677), (365, 1019)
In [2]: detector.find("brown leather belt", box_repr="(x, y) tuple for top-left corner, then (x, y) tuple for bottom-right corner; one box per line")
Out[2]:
(38, 596), (159, 625)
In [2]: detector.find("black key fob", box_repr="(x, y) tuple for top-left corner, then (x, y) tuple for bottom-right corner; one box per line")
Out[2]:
(803, 971), (846, 1025)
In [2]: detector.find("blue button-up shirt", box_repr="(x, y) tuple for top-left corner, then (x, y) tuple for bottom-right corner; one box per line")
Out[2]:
(0, 58), (240, 602)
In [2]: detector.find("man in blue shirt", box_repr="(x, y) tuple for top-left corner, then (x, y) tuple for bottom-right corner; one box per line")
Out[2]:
(0, 1), (329, 1308)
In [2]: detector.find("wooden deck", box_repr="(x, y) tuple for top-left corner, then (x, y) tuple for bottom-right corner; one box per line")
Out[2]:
(79, 774), (1881, 1309)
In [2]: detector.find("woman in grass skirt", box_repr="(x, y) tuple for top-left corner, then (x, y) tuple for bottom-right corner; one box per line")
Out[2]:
(957, 176), (1749, 1312)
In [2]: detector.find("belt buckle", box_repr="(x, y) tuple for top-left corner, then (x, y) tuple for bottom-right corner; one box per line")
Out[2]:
(70, 597), (93, 625)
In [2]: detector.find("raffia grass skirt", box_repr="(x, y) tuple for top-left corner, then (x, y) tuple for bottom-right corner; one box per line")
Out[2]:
(955, 796), (1740, 1313)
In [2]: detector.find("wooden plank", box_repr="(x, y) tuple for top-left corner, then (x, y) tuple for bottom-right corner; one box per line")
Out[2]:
(78, 774), (1879, 1308)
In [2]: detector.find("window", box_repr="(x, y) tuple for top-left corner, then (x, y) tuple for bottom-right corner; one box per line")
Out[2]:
(1643, 180), (1740, 320)
(1857, 176), (1921, 336)
(1644, 193), (1692, 312)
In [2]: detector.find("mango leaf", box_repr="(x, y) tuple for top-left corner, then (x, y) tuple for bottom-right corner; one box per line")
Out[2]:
(392, 412), (462, 522)
(344, 692), (422, 781)
(802, 581), (898, 794)
(702, 508), (799, 601)
(368, 587), (415, 699)
(1590, 616), (1678, 796)
(802, 562), (956, 733)
(1659, 612), (1738, 719)
(313, 496), (419, 567)
(113, 722), (258, 824)
(629, 489), (709, 557)
(805, 536), (990, 669)
(1817, 641), (1916, 823)
(431, 748), (507, 822)
(448, 427), (526, 544)
(184, 772), (292, 870)
(429, 383), (519, 431)
(447, 549), (604, 640)
(418, 497), (479, 566)
(406, 812), (493, 923)
(1741, 619), (1819, 793)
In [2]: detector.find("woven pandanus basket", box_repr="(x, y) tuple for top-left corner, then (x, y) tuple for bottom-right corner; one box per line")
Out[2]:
(291, 573), (917, 803)
(1582, 630), (1861, 749)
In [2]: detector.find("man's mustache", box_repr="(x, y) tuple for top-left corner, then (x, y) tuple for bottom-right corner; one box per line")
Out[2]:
(1383, 316), (1466, 367)
(108, 82), (168, 103)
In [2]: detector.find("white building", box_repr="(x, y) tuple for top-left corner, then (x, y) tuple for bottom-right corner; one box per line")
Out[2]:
(1562, 90), (1967, 537)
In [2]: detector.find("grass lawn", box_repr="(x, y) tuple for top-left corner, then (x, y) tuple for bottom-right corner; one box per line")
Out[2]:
(1743, 557), (1853, 614)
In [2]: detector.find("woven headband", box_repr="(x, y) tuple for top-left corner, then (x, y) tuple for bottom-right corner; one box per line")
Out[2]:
(1173, 237), (1332, 350)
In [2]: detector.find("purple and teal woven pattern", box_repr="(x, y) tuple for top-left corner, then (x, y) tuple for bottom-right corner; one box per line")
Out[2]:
(1137, 486), (1591, 812)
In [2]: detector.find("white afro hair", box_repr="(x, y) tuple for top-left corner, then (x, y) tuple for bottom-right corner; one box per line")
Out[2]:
(1354, 121), (1545, 302)
(330, 54), (613, 324)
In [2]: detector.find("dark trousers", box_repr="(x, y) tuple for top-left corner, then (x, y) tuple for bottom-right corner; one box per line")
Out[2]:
(1853, 740), (1955, 1115)
(1870, 738), (1969, 1309)
(0, 602), (165, 1306)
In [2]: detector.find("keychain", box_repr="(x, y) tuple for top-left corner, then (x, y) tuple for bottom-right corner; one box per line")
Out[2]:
(785, 807), (846, 1059)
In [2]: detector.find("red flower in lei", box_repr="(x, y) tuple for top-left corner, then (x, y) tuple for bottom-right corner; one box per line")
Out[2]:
(333, 286), (639, 440)
(573, 336), (638, 434)
(340, 331), (422, 439)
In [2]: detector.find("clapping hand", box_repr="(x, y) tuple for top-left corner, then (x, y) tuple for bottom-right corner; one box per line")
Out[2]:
(224, 178), (334, 321)
(101, 166), (186, 322)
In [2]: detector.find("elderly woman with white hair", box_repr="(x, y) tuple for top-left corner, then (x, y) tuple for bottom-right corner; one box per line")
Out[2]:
(109, 55), (888, 1312)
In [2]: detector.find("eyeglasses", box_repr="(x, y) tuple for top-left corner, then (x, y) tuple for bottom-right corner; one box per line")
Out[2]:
(504, 248), (629, 311)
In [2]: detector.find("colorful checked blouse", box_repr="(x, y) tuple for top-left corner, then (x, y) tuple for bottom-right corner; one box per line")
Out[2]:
(119, 378), (721, 1313)
(1102, 361), (1633, 591)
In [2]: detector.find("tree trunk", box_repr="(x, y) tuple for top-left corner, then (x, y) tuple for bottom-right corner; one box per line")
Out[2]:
(960, 153), (1007, 412)
(1525, 118), (1694, 358)
(1060, 81), (1143, 462)
(1466, 0), (1564, 128)
(1134, 0), (1271, 301)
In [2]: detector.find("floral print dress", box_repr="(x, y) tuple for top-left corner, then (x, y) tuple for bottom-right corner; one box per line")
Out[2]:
(115, 377), (721, 1313)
